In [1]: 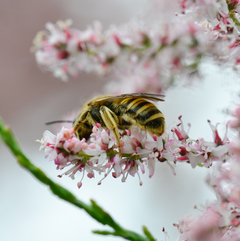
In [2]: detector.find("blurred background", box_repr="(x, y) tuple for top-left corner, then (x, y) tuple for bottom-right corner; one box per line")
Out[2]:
(1, 0), (240, 240)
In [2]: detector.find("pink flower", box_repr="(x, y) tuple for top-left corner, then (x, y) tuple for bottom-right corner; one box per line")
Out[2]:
(37, 116), (231, 188)
(230, 106), (240, 129)
(148, 152), (158, 178)
(177, 201), (240, 241)
(172, 116), (190, 141)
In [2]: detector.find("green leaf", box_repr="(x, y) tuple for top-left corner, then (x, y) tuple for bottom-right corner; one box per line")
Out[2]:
(93, 230), (115, 235)
(143, 226), (156, 241)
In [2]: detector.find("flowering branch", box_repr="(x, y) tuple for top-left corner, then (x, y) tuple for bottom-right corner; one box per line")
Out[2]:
(0, 117), (156, 241)
(36, 115), (230, 188)
(174, 105), (240, 240)
(32, 18), (205, 93)
(32, 0), (240, 93)
(180, 0), (240, 66)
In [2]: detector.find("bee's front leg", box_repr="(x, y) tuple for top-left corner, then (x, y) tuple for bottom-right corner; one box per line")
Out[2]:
(99, 106), (122, 156)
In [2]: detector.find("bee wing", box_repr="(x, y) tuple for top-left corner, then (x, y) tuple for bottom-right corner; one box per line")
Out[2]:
(113, 93), (165, 102)
(91, 93), (165, 105)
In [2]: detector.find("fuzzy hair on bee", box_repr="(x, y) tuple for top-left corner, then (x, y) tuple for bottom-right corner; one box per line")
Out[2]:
(73, 93), (165, 154)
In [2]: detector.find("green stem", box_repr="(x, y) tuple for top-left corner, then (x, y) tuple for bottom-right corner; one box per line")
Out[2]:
(229, 12), (240, 26)
(0, 117), (155, 241)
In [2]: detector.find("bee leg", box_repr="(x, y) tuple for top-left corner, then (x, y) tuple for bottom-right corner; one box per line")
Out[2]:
(99, 106), (122, 156)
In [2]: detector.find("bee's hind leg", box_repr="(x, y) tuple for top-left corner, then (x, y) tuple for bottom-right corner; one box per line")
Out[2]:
(99, 106), (122, 156)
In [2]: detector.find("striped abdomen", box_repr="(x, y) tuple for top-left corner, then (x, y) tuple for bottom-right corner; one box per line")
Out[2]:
(119, 97), (165, 136)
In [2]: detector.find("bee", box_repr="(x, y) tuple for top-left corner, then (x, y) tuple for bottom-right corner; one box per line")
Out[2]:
(73, 93), (165, 154)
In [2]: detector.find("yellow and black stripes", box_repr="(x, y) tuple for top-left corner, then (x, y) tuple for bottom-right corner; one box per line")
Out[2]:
(73, 93), (165, 143)
(119, 97), (165, 135)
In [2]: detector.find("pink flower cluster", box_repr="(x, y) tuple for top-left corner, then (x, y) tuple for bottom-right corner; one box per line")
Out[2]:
(32, 1), (240, 93)
(176, 201), (240, 241)
(175, 106), (240, 240)
(32, 17), (208, 92)
(37, 116), (230, 189)
(180, 0), (240, 71)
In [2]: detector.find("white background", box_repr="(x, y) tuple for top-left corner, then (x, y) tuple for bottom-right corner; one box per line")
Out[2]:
(0, 0), (240, 240)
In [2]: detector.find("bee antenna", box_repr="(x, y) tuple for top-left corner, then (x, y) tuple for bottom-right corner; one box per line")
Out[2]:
(45, 120), (73, 125)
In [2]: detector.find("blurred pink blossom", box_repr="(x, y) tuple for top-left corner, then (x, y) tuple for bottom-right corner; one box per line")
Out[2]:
(176, 201), (240, 241)
(33, 0), (240, 93)
(175, 104), (240, 240)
